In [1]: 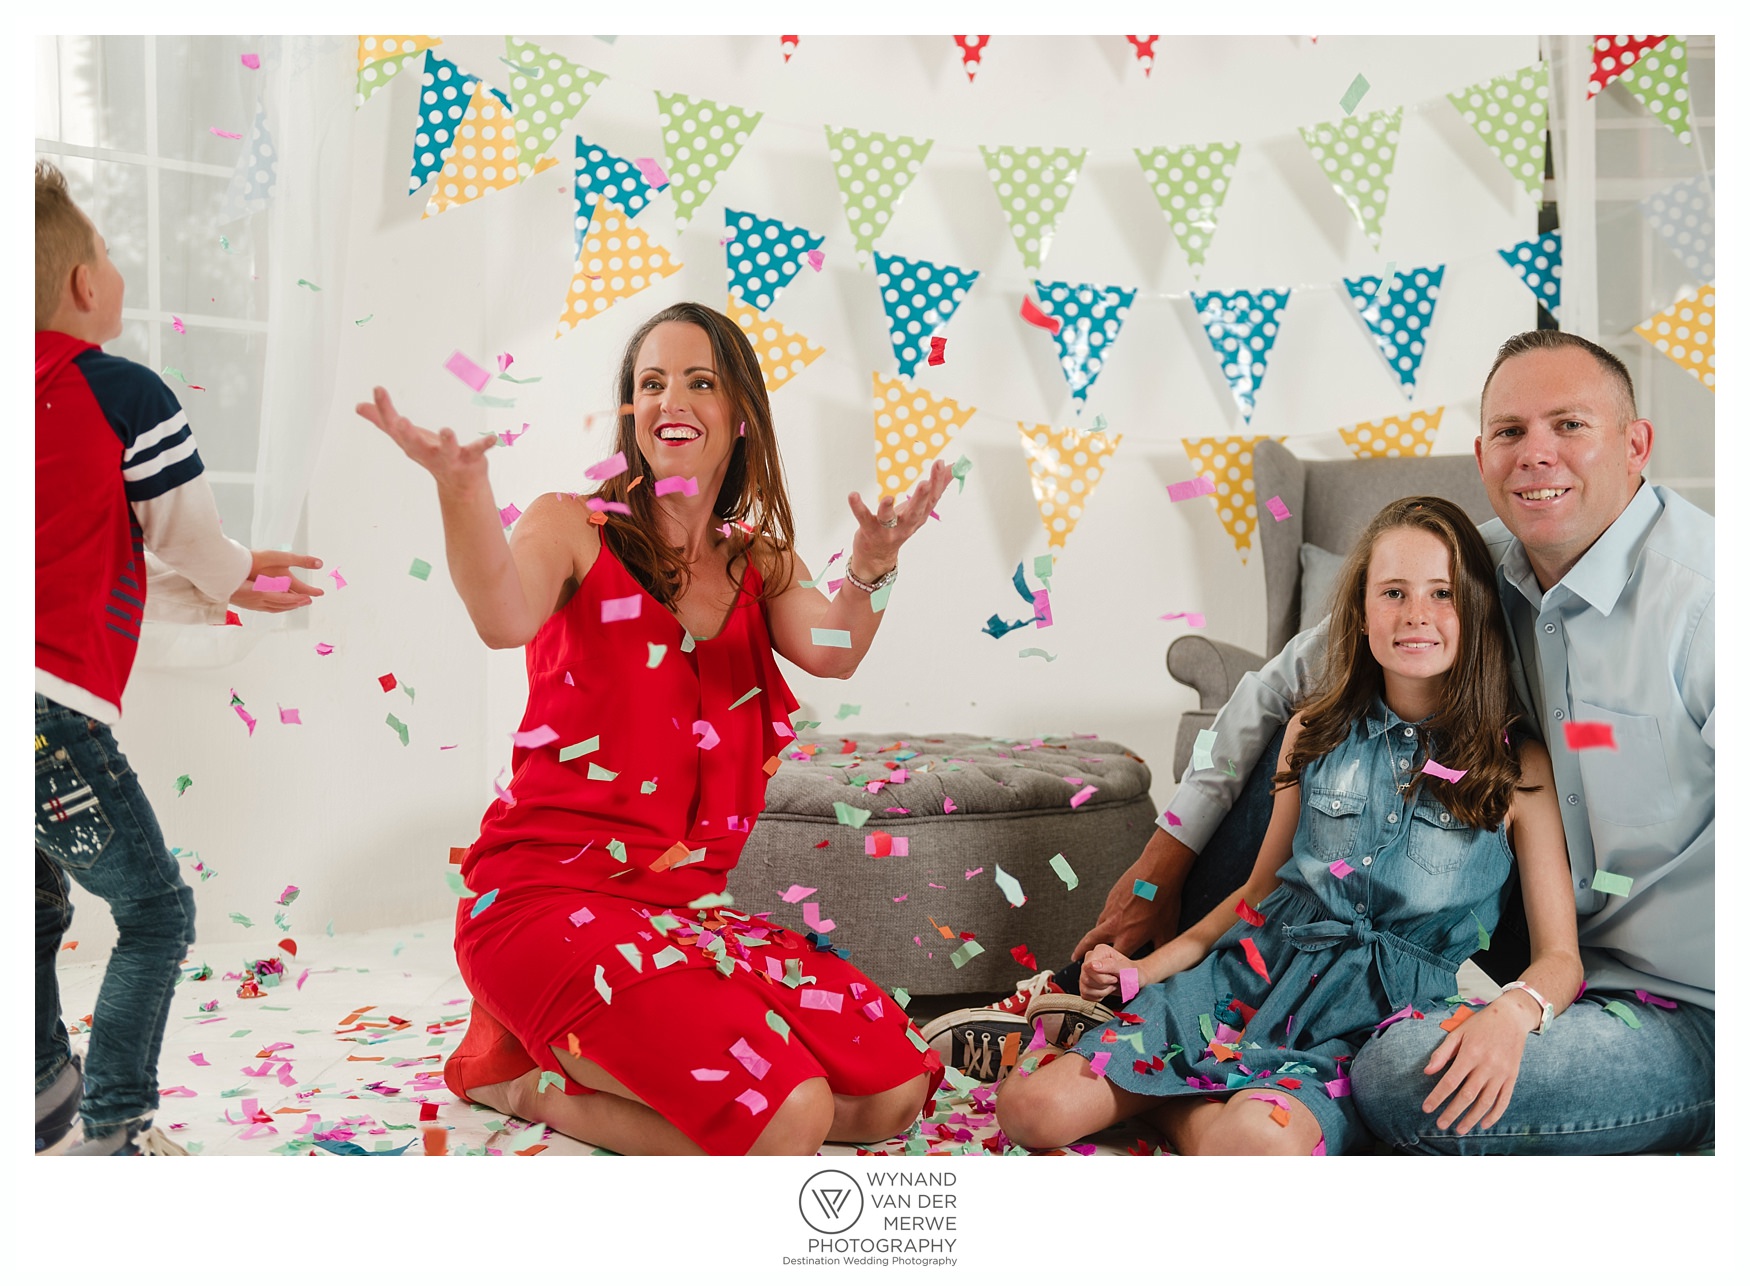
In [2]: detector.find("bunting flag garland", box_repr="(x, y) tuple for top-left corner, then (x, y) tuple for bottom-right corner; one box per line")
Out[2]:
(1189, 289), (1290, 423)
(1338, 408), (1445, 459)
(981, 145), (1088, 269)
(1298, 109), (1402, 247)
(1341, 265), (1445, 398)
(725, 208), (825, 313)
(1135, 142), (1241, 275)
(655, 91), (764, 230)
(1447, 63), (1549, 204)
(1127, 36), (1159, 77)
(1633, 286), (1715, 390)
(728, 293), (824, 394)
(1617, 37), (1694, 146)
(1033, 280), (1136, 406)
(873, 251), (979, 378)
(781, 36), (799, 63)
(1498, 232), (1562, 321)
(574, 136), (664, 253)
(1640, 175), (1714, 282)
(502, 38), (608, 177)
(357, 35), (440, 108)
(1020, 420), (1122, 551)
(408, 51), (475, 194)
(216, 105), (277, 225)
(1588, 35), (1670, 98)
(424, 84), (559, 218)
(1180, 436), (1285, 562)
(555, 198), (682, 336)
(874, 376), (978, 498)
(954, 36), (989, 82)
(825, 125), (934, 257)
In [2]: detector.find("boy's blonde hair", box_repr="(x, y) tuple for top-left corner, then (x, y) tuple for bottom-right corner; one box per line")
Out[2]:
(36, 160), (97, 330)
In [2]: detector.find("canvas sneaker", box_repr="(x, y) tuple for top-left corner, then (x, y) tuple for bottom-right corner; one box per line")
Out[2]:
(65, 1115), (189, 1156)
(917, 1010), (1030, 1082)
(1024, 990), (1117, 1051)
(36, 1055), (84, 1154)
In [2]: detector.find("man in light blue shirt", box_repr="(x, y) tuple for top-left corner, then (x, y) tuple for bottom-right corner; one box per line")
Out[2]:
(1071, 330), (1714, 1153)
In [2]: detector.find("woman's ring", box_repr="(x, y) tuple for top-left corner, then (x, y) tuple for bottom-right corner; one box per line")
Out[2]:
(882, 518), (899, 528)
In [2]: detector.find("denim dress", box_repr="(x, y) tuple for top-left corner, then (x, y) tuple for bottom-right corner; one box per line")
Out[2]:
(1071, 699), (1515, 1153)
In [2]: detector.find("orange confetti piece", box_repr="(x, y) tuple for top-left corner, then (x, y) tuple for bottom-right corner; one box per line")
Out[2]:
(1000, 1030), (1021, 1072)
(422, 1126), (448, 1156)
(1269, 1105), (1293, 1128)
(514, 1143), (549, 1156)
(567, 1031), (582, 1057)
(929, 917), (956, 940)
(449, 847), (469, 864)
(62, 941), (78, 950)
(1439, 1006), (1475, 1032)
(762, 755), (781, 776)
(650, 841), (691, 872)
(1209, 1042), (1238, 1063)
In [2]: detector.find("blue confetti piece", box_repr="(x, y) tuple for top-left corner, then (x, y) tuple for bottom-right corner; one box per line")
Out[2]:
(1190, 288), (1291, 422)
(874, 250), (979, 378)
(1133, 879), (1159, 901)
(1341, 265), (1445, 400)
(725, 207), (824, 313)
(1034, 279), (1136, 406)
(470, 887), (500, 918)
(1497, 233), (1562, 323)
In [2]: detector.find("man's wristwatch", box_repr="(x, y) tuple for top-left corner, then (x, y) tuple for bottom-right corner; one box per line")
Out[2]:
(1497, 980), (1555, 1035)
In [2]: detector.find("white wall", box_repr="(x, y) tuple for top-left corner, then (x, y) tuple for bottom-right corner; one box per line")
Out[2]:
(78, 33), (1541, 958)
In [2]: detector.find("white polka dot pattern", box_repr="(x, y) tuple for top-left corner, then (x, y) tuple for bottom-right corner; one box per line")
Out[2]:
(555, 199), (683, 335)
(1019, 420), (1121, 551)
(1134, 141), (1240, 275)
(1189, 289), (1290, 423)
(725, 208), (824, 314)
(1338, 408), (1445, 459)
(825, 125), (934, 256)
(1497, 233), (1562, 322)
(1639, 175), (1714, 282)
(1341, 266), (1445, 399)
(873, 251), (979, 379)
(1035, 280), (1135, 405)
(409, 51), (473, 194)
(1298, 108), (1402, 248)
(217, 105), (277, 224)
(979, 145), (1088, 269)
(1447, 62), (1549, 203)
(1587, 35), (1670, 98)
(727, 293), (824, 394)
(573, 136), (663, 255)
(502, 38), (607, 177)
(1179, 436), (1284, 562)
(654, 91), (764, 231)
(1617, 37), (1693, 147)
(1634, 286), (1715, 390)
(357, 35), (439, 108)
(424, 83), (559, 219)
(874, 375), (978, 498)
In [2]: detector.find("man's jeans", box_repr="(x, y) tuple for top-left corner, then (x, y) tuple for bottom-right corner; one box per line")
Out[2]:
(35, 695), (197, 1132)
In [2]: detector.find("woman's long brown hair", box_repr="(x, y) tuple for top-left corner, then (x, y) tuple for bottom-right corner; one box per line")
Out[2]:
(1275, 495), (1535, 828)
(590, 301), (797, 606)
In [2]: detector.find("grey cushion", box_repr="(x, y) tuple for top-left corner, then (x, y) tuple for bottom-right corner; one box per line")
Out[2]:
(726, 732), (1156, 995)
(1298, 542), (1346, 634)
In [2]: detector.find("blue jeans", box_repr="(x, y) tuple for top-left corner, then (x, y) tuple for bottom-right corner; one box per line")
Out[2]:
(35, 694), (197, 1131)
(1351, 995), (1715, 1154)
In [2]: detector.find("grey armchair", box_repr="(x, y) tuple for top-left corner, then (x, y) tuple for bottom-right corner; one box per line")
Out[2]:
(1167, 438), (1495, 780)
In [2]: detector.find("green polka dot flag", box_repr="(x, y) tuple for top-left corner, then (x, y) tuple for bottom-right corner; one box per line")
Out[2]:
(356, 36), (440, 109)
(1447, 62), (1549, 205)
(1298, 108), (1402, 249)
(1618, 37), (1693, 147)
(1134, 141), (1241, 276)
(655, 91), (764, 231)
(825, 125), (934, 257)
(503, 38), (608, 177)
(979, 145), (1088, 269)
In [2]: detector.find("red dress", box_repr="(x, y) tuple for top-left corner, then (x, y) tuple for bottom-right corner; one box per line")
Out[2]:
(446, 541), (941, 1153)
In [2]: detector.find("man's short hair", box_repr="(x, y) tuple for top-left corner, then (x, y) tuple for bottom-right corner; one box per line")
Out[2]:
(1480, 329), (1638, 422)
(35, 160), (97, 330)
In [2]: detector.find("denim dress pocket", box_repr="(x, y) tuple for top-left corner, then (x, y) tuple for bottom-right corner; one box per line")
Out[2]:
(1406, 794), (1469, 874)
(1302, 787), (1369, 862)
(36, 744), (116, 871)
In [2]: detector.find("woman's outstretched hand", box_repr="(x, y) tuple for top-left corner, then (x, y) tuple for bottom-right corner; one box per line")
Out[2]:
(356, 386), (495, 497)
(846, 459), (953, 570)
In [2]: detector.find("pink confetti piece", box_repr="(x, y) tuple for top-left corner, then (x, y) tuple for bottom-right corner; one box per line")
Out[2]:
(1375, 1004), (1420, 1030)
(252, 574), (291, 592)
(1120, 967), (1140, 1003)
(1311, 1137), (1327, 1156)
(314, 642), (333, 655)
(1159, 611), (1207, 628)
(1167, 475), (1217, 503)
(240, 53), (260, 69)
(443, 350), (492, 392)
(719, 230), (736, 246)
(653, 474), (699, 497)
(1324, 1076), (1352, 1098)
(693, 720), (720, 750)
(964, 867), (984, 879)
(277, 705), (301, 725)
(586, 498), (633, 514)
(730, 1037), (771, 1080)
(496, 352), (514, 373)
(188, 1053), (210, 1066)
(1088, 1051), (1112, 1077)
(277, 1063), (298, 1087)
(633, 157), (669, 187)
(172, 315), (186, 333)
(492, 770), (516, 805)
(1068, 785), (1097, 809)
(210, 127), (243, 139)
(779, 884), (817, 903)
(862, 999), (885, 1021)
(889, 837), (909, 856)
(691, 1068), (729, 1081)
(159, 1086), (198, 1098)
(736, 1088), (768, 1115)
(1164, 809), (1183, 827)
(802, 902), (835, 934)
(1329, 858), (1355, 879)
(1422, 759), (1467, 783)
(805, 248), (825, 272)
(1026, 1019), (1049, 1053)
(773, 719), (795, 737)
(1635, 989), (1678, 1009)
(584, 451), (628, 481)
(511, 724), (560, 748)
(600, 594), (642, 623)
(295, 968), (309, 990)
(328, 568), (346, 588)
(499, 502), (523, 528)
(1265, 495), (1292, 522)
(235, 705), (257, 736)
(943, 796), (957, 814)
(800, 989), (844, 1012)
(1032, 589), (1053, 627)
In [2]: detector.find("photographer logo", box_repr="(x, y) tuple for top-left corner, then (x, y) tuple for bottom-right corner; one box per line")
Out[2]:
(798, 1169), (864, 1234)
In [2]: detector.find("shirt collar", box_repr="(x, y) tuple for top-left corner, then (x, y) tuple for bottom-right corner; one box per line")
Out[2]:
(1363, 693), (1431, 741)
(1497, 480), (1662, 616)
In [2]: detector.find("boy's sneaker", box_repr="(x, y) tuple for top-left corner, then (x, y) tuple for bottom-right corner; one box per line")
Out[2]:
(35, 1055), (83, 1154)
(1024, 991), (1117, 1051)
(985, 969), (1067, 1018)
(917, 1011), (1029, 1082)
(66, 1116), (188, 1156)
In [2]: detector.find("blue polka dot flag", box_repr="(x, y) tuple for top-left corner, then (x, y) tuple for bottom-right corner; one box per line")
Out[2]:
(1034, 280), (1137, 407)
(1189, 288), (1291, 422)
(1341, 265), (1446, 400)
(574, 136), (665, 256)
(725, 209), (825, 314)
(409, 50), (476, 194)
(217, 105), (277, 226)
(873, 251), (980, 378)
(1497, 233), (1562, 322)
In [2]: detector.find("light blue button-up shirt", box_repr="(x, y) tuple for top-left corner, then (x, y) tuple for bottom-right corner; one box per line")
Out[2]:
(1163, 483), (1714, 1006)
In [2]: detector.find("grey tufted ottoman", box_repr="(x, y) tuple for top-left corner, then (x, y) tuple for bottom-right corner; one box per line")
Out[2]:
(724, 732), (1157, 996)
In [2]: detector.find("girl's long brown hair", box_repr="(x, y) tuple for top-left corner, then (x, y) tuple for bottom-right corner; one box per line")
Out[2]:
(591, 302), (797, 606)
(1275, 495), (1535, 828)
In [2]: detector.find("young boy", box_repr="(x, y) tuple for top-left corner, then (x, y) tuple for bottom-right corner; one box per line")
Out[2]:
(35, 160), (325, 1155)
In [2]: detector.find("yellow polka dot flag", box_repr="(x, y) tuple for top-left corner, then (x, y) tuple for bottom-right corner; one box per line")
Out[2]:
(1019, 421), (1122, 551)
(356, 36), (440, 108)
(1180, 436), (1286, 562)
(1634, 286), (1715, 390)
(727, 294), (824, 394)
(1338, 407), (1445, 459)
(555, 199), (683, 335)
(424, 85), (559, 219)
(872, 377), (977, 499)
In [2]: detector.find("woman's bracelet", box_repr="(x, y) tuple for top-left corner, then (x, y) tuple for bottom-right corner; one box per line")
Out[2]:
(843, 562), (898, 594)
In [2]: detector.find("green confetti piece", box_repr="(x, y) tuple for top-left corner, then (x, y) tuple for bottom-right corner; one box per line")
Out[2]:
(870, 577), (896, 613)
(651, 945), (687, 969)
(354, 315), (373, 326)
(218, 234), (239, 253)
(1133, 879), (1158, 901)
(979, 144), (1088, 269)
(1032, 553), (1054, 587)
(1018, 647), (1056, 661)
(326, 919), (334, 937)
(1472, 910), (1491, 951)
(655, 91), (763, 230)
(1298, 109), (1402, 249)
(445, 870), (473, 896)
(559, 736), (600, 762)
(615, 942), (643, 971)
(1048, 852), (1078, 891)
(161, 366), (189, 383)
(680, 630), (697, 654)
(639, 780), (657, 795)
(687, 891), (735, 909)
(1446, 62), (1551, 203)
(408, 558), (432, 580)
(296, 278), (321, 291)
(401, 683), (416, 701)
(385, 713), (410, 746)
(993, 863), (1026, 907)
(1199, 1013), (1215, 1043)
(647, 643), (667, 668)
(949, 939), (986, 968)
(1123, 1031), (1147, 1053)
(835, 704), (861, 719)
(811, 627), (853, 649)
(471, 393), (516, 409)
(727, 686), (762, 710)
(590, 1146), (620, 1156)
(892, 986), (911, 1010)
(1603, 999), (1643, 1029)
(391, 941), (404, 955)
(766, 1010), (792, 1042)
(1090, 413), (1108, 432)
(1339, 71), (1371, 114)
(1591, 869), (1635, 897)
(1618, 38), (1694, 148)
(833, 801), (872, 828)
(950, 454), (974, 494)
(824, 124), (934, 255)
(903, 1131), (929, 1155)
(228, 912), (253, 928)
(606, 839), (627, 863)
(1191, 728), (1217, 771)
(174, 774), (193, 795)
(792, 719), (821, 730)
(587, 763), (618, 781)
(904, 1024), (928, 1052)
(782, 958), (813, 988)
(496, 373), (543, 384)
(273, 911), (291, 931)
(537, 1069), (566, 1094)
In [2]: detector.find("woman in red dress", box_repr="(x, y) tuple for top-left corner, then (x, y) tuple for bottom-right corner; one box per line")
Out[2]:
(357, 302), (950, 1155)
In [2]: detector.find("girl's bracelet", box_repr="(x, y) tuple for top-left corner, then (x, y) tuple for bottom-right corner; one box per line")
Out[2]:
(843, 562), (898, 594)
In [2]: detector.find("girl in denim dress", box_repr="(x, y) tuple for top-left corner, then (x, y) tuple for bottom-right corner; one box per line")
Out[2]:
(997, 496), (1582, 1155)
